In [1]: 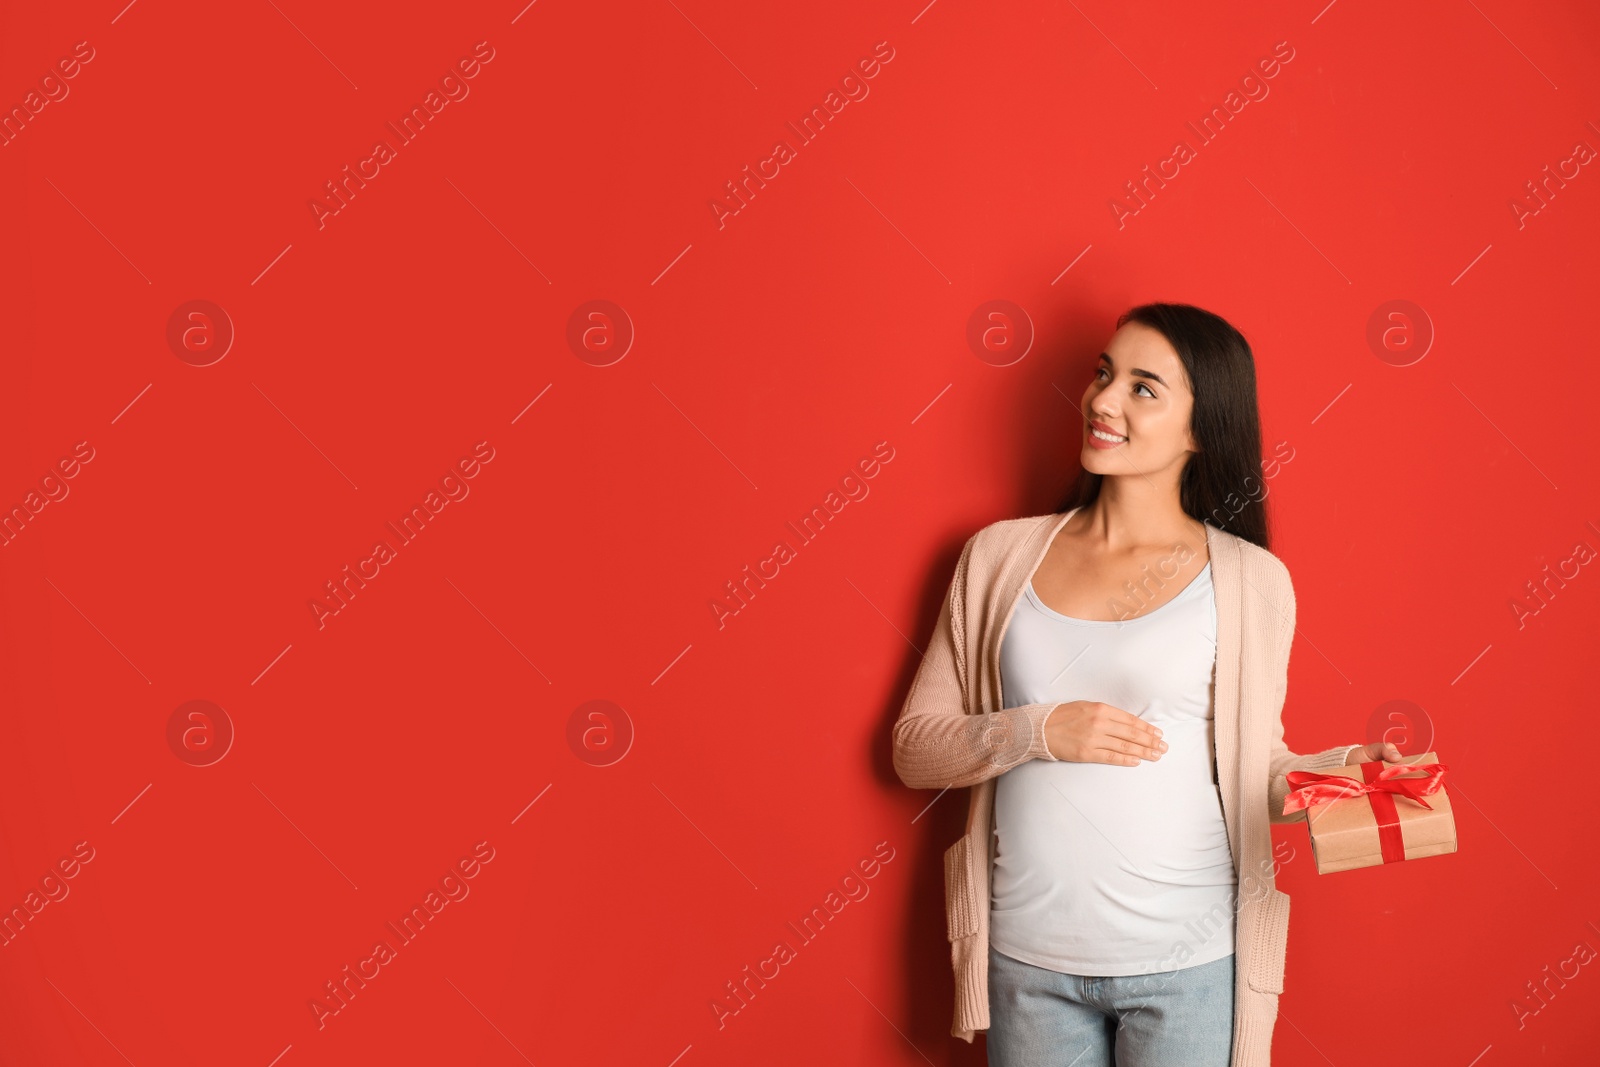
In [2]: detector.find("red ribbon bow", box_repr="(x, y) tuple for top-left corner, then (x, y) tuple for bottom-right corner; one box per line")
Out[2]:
(1283, 759), (1450, 865)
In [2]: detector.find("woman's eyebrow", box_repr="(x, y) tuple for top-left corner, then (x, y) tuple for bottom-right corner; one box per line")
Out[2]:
(1098, 352), (1168, 386)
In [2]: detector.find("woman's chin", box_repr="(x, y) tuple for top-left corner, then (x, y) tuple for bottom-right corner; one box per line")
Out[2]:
(1079, 446), (1114, 471)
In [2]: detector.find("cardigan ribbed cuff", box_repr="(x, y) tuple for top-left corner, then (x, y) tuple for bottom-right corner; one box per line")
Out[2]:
(1269, 743), (1365, 824)
(1030, 703), (1060, 761)
(950, 932), (986, 1041)
(1303, 743), (1362, 770)
(1231, 991), (1280, 1067)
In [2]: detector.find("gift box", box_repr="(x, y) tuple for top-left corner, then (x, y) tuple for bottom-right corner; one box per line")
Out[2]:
(1282, 751), (1457, 874)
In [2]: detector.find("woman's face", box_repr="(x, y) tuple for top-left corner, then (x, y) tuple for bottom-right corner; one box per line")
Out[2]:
(1079, 321), (1199, 480)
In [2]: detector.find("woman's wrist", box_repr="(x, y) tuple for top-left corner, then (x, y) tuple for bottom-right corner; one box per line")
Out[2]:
(1038, 704), (1061, 761)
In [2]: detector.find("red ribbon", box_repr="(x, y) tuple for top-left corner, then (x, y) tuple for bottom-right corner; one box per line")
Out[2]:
(1283, 759), (1450, 865)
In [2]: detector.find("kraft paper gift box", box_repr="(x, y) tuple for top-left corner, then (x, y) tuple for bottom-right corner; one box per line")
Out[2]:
(1282, 751), (1457, 874)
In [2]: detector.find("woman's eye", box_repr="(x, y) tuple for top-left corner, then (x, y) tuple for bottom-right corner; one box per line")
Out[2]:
(1096, 368), (1154, 397)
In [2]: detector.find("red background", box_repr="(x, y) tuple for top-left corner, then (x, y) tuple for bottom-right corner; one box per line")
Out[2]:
(2, 1), (1598, 1064)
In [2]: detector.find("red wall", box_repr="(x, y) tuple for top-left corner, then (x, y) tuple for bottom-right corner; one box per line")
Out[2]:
(1, 1), (1596, 1064)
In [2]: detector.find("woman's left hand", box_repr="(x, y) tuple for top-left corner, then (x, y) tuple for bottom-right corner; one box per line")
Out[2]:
(1351, 741), (1405, 764)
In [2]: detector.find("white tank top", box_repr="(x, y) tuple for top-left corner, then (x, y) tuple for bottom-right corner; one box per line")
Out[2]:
(991, 561), (1235, 976)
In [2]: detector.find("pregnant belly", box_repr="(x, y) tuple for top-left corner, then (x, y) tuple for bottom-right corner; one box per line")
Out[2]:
(993, 719), (1233, 890)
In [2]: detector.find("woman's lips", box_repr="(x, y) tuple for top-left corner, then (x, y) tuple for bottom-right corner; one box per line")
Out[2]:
(1087, 425), (1126, 449)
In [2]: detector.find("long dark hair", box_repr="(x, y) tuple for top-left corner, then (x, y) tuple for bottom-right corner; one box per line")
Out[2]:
(1058, 302), (1271, 549)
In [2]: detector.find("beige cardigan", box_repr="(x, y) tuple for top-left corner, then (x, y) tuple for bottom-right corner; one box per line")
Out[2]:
(892, 508), (1359, 1065)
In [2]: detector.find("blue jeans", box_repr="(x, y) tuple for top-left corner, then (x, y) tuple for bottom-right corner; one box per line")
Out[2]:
(986, 943), (1234, 1067)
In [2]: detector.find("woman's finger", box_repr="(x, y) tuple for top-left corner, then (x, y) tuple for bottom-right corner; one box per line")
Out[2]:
(1117, 706), (1162, 736)
(1088, 746), (1145, 766)
(1091, 735), (1163, 762)
(1100, 720), (1166, 754)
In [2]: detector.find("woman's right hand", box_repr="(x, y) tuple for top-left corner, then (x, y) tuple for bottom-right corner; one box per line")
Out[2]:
(1043, 701), (1167, 765)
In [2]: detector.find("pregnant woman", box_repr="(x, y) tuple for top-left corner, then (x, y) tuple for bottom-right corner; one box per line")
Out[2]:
(892, 303), (1401, 1067)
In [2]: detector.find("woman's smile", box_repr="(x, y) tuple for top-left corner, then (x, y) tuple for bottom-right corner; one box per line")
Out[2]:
(1087, 420), (1127, 448)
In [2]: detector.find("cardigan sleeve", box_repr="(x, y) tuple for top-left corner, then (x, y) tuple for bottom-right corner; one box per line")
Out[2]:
(1263, 560), (1365, 825)
(892, 535), (1060, 791)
